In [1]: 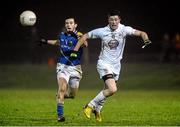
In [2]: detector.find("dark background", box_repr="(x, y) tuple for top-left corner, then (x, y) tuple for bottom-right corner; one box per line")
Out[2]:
(0, 0), (179, 64)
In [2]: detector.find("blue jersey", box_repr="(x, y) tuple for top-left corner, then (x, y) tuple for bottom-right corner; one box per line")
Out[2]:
(57, 31), (83, 66)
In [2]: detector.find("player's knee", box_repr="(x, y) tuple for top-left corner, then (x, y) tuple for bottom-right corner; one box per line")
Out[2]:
(56, 93), (60, 99)
(113, 86), (117, 93)
(58, 78), (67, 92)
(108, 82), (117, 95)
(109, 86), (117, 95)
(103, 74), (117, 94)
(58, 85), (66, 94)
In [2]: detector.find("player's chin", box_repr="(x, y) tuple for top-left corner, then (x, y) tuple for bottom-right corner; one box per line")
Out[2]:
(67, 29), (73, 32)
(111, 26), (118, 30)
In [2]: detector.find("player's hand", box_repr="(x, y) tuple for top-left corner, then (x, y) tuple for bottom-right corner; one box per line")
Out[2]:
(142, 39), (152, 48)
(81, 41), (88, 47)
(70, 50), (78, 60)
(38, 39), (48, 46)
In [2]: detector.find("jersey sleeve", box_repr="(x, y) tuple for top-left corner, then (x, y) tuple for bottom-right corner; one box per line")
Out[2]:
(77, 31), (83, 38)
(87, 28), (102, 39)
(124, 26), (136, 36)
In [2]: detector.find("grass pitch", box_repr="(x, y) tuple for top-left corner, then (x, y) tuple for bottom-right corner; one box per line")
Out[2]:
(0, 63), (180, 125)
(0, 89), (180, 126)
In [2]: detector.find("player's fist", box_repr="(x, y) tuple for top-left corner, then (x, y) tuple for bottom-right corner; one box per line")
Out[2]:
(142, 39), (152, 48)
(38, 39), (48, 46)
(144, 39), (151, 45)
(70, 50), (78, 60)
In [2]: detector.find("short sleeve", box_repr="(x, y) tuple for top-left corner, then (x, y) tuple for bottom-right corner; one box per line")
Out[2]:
(124, 26), (136, 36)
(87, 28), (102, 39)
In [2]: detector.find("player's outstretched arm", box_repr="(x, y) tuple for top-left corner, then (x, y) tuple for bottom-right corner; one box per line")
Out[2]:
(38, 39), (59, 46)
(47, 40), (59, 45)
(134, 30), (151, 48)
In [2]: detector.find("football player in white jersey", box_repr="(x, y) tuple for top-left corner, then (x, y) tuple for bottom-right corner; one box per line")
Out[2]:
(71, 10), (151, 122)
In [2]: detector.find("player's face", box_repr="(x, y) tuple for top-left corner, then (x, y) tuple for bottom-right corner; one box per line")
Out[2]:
(65, 18), (77, 32)
(108, 15), (120, 31)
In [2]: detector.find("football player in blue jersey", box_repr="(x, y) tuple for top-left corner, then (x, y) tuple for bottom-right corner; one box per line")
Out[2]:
(39, 17), (87, 122)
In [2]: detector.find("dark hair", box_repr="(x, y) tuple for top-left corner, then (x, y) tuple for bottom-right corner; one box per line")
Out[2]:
(108, 10), (120, 18)
(65, 16), (77, 24)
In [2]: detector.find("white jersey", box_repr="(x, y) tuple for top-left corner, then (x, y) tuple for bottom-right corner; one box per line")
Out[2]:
(88, 23), (136, 64)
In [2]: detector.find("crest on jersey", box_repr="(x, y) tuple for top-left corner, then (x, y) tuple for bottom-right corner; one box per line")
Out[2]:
(108, 39), (119, 50)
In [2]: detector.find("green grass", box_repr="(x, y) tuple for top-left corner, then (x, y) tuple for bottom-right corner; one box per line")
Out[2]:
(0, 63), (180, 125)
(0, 63), (180, 90)
(0, 89), (180, 126)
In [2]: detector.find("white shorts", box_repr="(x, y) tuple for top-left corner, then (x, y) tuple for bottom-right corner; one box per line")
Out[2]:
(56, 63), (82, 88)
(97, 59), (121, 81)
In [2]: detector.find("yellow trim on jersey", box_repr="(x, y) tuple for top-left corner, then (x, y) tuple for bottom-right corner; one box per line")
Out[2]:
(77, 32), (83, 38)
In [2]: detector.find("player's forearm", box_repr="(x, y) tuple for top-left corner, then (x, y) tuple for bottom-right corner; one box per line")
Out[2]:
(74, 42), (82, 51)
(134, 30), (149, 41)
(47, 40), (59, 45)
(140, 32), (149, 41)
(74, 34), (88, 51)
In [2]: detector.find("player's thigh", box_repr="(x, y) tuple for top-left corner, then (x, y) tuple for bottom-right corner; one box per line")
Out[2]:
(97, 60), (113, 79)
(97, 60), (120, 80)
(68, 66), (82, 88)
(69, 77), (81, 88)
(105, 78), (117, 91)
(56, 63), (70, 84)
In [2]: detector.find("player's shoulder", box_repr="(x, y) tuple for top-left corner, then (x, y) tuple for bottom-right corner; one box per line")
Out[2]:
(59, 32), (65, 36)
(90, 27), (106, 33)
(119, 23), (125, 28)
(119, 23), (133, 30)
(98, 26), (111, 34)
(58, 32), (65, 38)
(59, 31), (64, 34)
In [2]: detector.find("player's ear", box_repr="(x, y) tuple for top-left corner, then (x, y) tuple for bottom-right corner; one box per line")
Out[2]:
(118, 15), (121, 22)
(75, 23), (77, 29)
